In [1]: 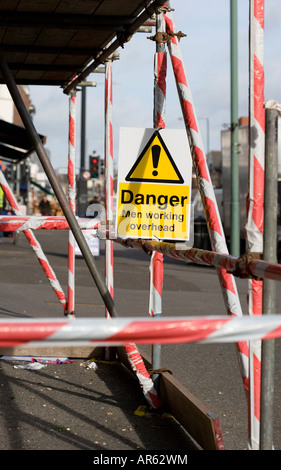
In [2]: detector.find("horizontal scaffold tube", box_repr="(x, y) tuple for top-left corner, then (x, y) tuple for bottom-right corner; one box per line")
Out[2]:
(0, 216), (99, 231)
(101, 231), (281, 282)
(0, 316), (281, 347)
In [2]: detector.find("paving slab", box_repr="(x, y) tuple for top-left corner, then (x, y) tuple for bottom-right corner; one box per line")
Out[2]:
(0, 354), (199, 452)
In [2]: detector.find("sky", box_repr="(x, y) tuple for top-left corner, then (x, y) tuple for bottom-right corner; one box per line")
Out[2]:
(28, 0), (281, 172)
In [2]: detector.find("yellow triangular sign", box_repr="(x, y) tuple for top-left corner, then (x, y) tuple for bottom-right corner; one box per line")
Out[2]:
(125, 130), (184, 184)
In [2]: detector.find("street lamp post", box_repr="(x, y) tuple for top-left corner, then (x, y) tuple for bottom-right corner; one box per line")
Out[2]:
(230, 0), (240, 257)
(77, 79), (97, 216)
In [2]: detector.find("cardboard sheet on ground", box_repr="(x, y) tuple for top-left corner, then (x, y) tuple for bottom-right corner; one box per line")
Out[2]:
(75, 229), (100, 257)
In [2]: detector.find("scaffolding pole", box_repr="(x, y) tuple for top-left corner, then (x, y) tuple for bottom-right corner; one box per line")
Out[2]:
(260, 107), (278, 449)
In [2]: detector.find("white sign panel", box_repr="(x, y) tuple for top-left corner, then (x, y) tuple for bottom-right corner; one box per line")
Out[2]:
(75, 229), (100, 257)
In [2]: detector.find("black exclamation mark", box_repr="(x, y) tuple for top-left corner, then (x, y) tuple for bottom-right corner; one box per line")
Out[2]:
(152, 145), (160, 177)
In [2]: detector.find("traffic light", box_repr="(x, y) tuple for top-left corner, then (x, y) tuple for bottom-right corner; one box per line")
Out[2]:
(0, 160), (5, 172)
(89, 153), (100, 178)
(4, 163), (13, 183)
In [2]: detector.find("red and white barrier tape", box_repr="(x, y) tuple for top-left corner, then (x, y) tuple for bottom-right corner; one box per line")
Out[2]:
(100, 230), (281, 283)
(1, 315), (281, 347)
(164, 7), (249, 392)
(0, 170), (67, 309)
(246, 0), (265, 449)
(0, 216), (99, 232)
(67, 91), (77, 315)
(144, 241), (281, 283)
(104, 59), (115, 362)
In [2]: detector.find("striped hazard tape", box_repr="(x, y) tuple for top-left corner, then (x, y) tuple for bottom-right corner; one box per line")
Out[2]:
(1, 315), (281, 347)
(0, 216), (99, 232)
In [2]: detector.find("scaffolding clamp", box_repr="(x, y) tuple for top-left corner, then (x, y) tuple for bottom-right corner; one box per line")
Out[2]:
(148, 368), (173, 376)
(116, 32), (133, 48)
(228, 252), (263, 280)
(147, 30), (186, 44)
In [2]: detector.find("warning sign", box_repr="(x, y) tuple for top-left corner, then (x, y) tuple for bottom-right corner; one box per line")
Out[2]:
(116, 128), (192, 241)
(117, 183), (189, 239)
(125, 130), (183, 184)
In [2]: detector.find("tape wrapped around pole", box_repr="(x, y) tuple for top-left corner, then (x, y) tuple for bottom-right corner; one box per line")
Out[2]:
(105, 60), (114, 317)
(104, 58), (161, 409)
(101, 232), (281, 282)
(164, 6), (249, 392)
(0, 170), (67, 309)
(67, 91), (77, 315)
(246, 0), (265, 450)
(150, 9), (165, 317)
(0, 216), (99, 231)
(148, 8), (166, 383)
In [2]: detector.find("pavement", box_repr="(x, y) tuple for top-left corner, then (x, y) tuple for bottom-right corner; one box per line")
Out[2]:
(0, 354), (197, 452)
(0, 230), (201, 456)
(0, 228), (280, 455)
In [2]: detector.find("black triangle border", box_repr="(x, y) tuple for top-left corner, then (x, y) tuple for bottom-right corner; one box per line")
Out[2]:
(125, 130), (184, 184)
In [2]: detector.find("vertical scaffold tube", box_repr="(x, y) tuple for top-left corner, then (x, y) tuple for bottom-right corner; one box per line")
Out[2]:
(245, 0), (265, 450)
(66, 90), (77, 316)
(149, 7), (166, 378)
(164, 6), (249, 393)
(153, 9), (167, 129)
(0, 170), (67, 309)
